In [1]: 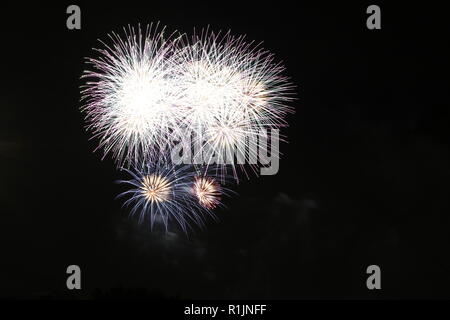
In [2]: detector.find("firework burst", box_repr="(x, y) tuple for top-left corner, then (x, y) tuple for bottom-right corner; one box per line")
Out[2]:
(81, 25), (294, 175)
(192, 175), (222, 209)
(117, 163), (230, 232)
(173, 30), (294, 174)
(81, 24), (183, 166)
(81, 24), (294, 232)
(140, 174), (171, 203)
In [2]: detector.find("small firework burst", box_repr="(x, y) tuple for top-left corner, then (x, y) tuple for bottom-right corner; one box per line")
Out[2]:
(118, 164), (195, 232)
(140, 174), (171, 203)
(117, 163), (230, 232)
(192, 176), (222, 209)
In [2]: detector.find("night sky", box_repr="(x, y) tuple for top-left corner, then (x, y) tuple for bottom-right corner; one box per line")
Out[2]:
(1, 2), (449, 299)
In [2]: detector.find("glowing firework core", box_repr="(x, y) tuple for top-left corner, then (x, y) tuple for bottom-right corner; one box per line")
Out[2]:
(193, 176), (221, 209)
(140, 174), (171, 203)
(117, 71), (169, 133)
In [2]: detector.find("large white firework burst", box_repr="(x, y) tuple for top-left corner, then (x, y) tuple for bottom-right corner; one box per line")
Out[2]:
(174, 30), (293, 131)
(81, 24), (182, 166)
(81, 24), (294, 179)
(172, 30), (294, 179)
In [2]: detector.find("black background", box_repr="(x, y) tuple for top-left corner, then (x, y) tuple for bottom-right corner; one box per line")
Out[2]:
(0, 1), (449, 299)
